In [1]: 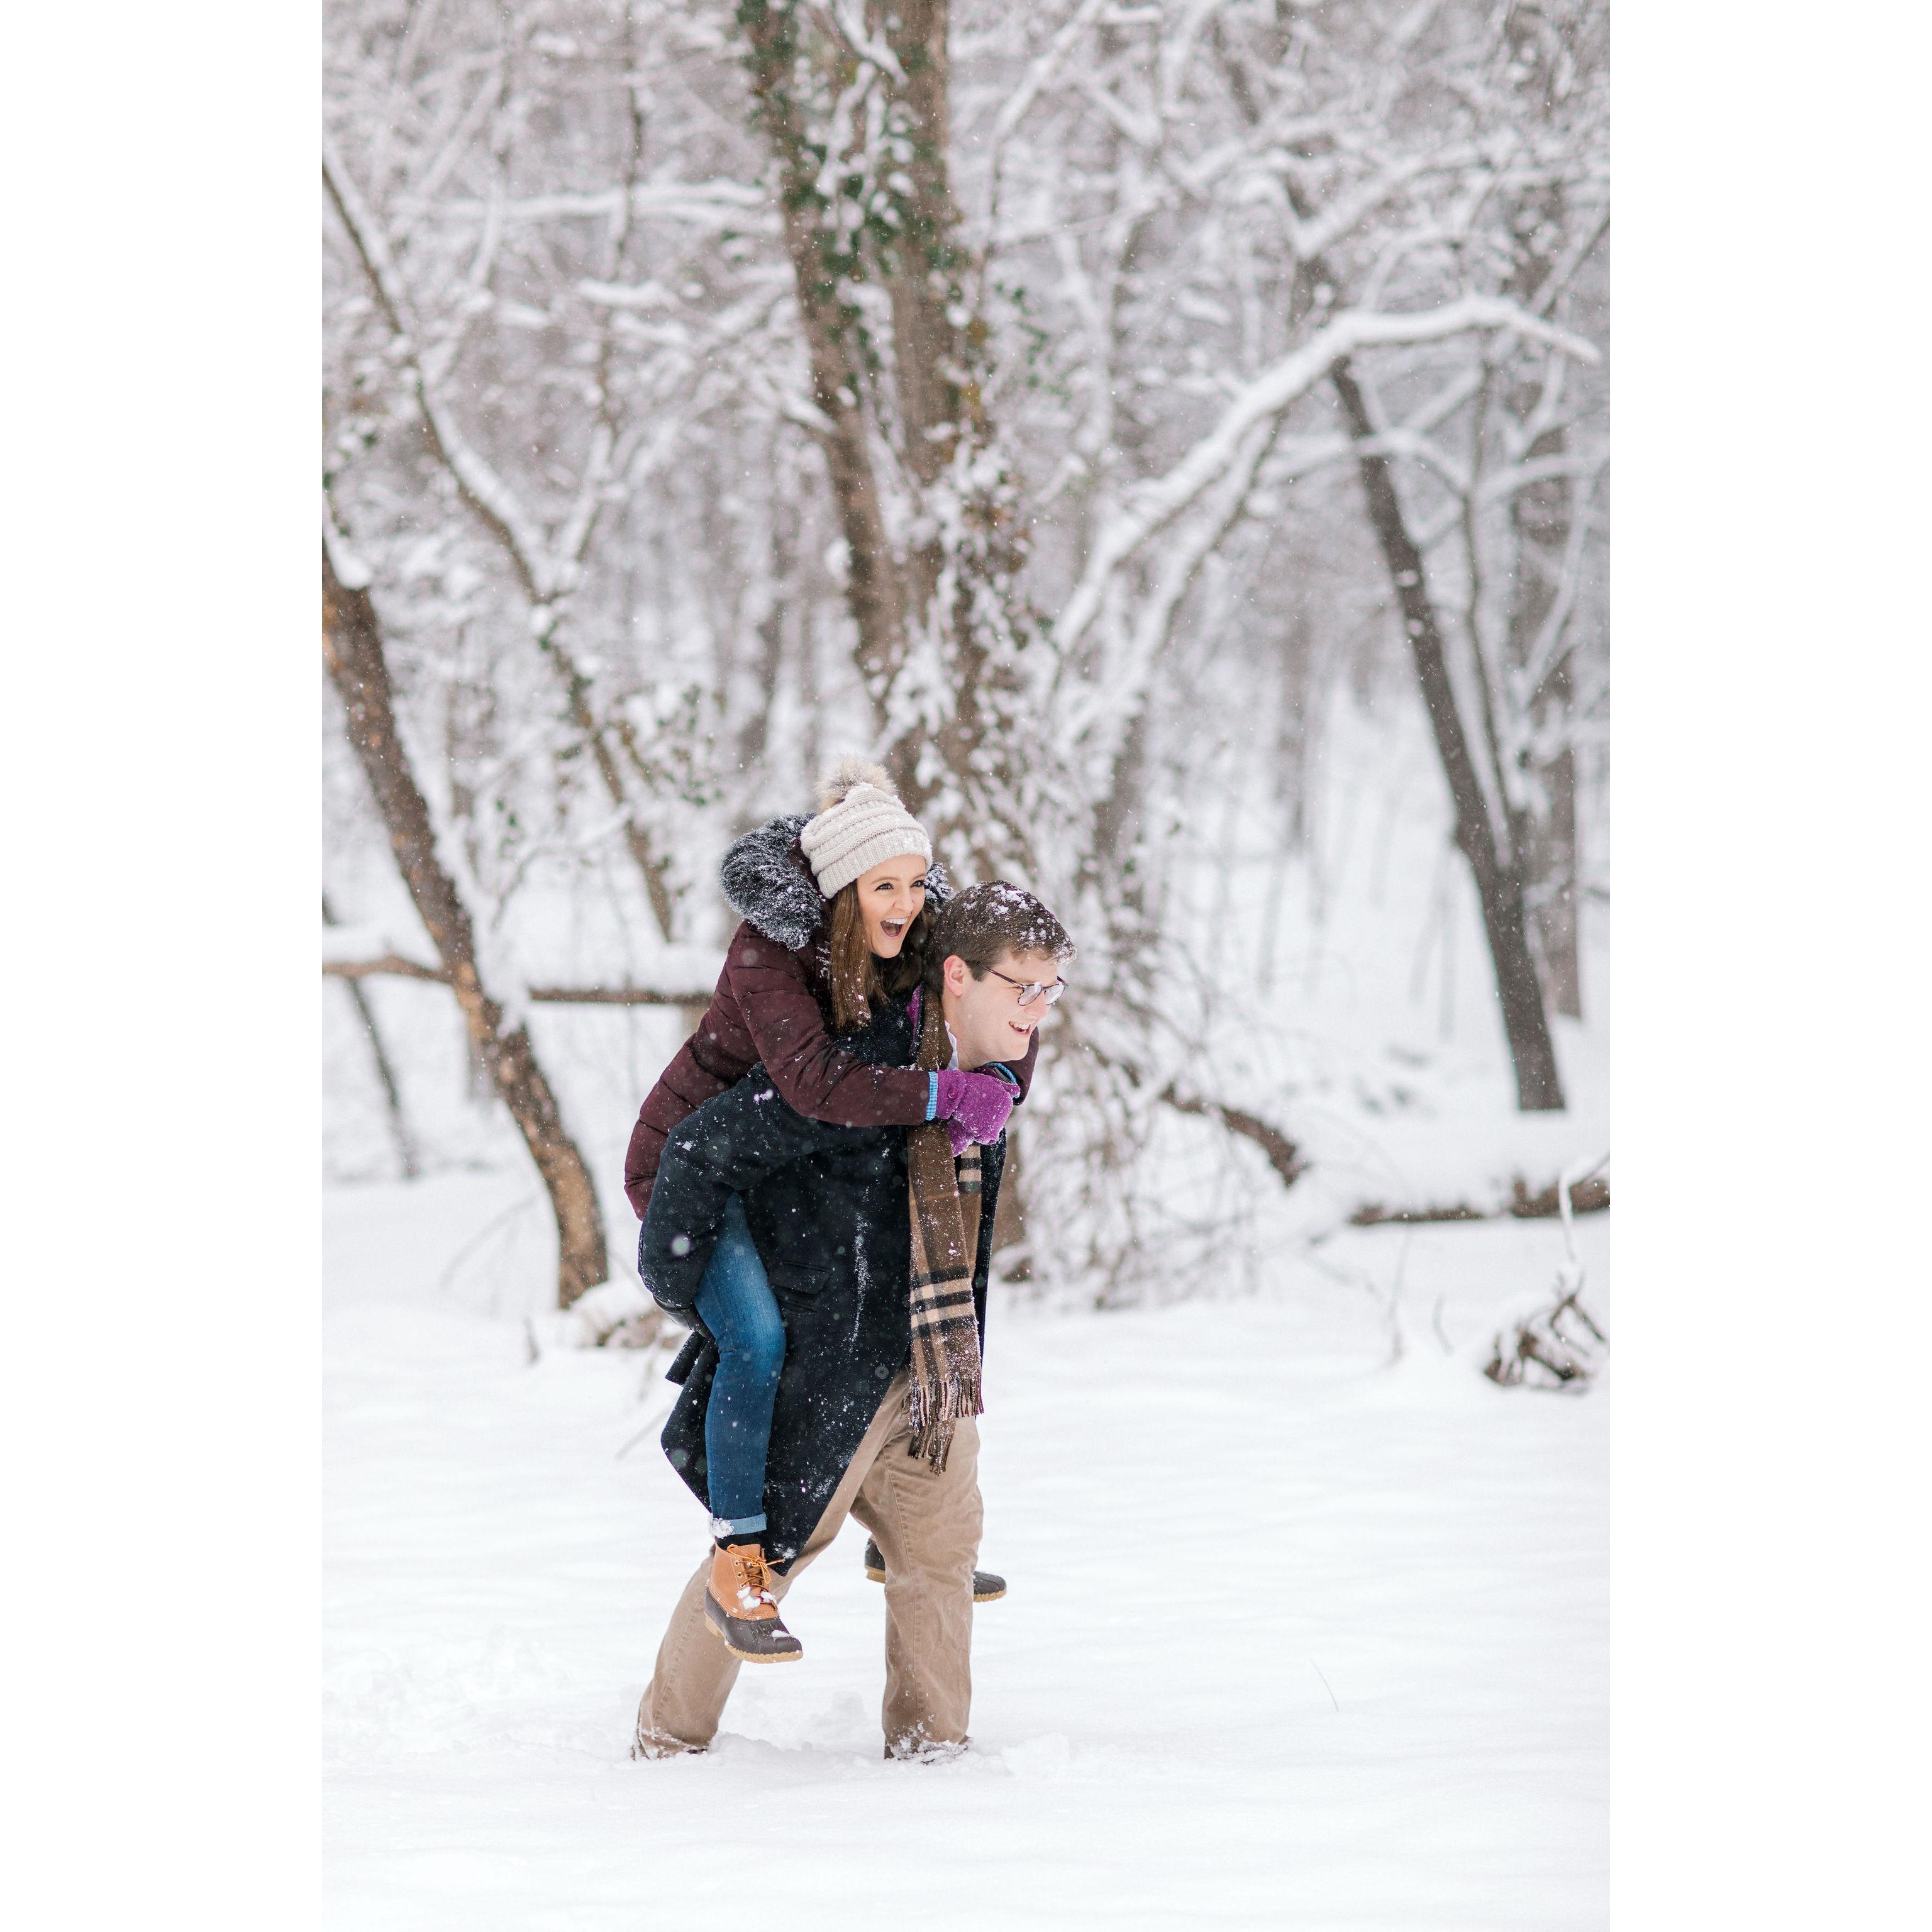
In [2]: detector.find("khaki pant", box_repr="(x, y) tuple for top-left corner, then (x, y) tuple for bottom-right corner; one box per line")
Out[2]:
(635, 1371), (982, 1757)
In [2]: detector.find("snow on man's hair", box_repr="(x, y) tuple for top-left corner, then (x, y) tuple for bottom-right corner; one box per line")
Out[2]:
(929, 880), (1075, 984)
(815, 755), (898, 811)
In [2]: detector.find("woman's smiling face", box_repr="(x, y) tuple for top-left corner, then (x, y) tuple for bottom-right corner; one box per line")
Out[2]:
(855, 857), (928, 958)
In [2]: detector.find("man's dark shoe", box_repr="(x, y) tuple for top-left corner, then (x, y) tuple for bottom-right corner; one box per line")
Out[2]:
(702, 1543), (803, 1663)
(884, 1733), (970, 1763)
(862, 1536), (1006, 1603)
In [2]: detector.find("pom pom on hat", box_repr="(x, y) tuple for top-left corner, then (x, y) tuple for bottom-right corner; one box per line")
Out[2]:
(815, 755), (895, 811)
(799, 756), (933, 899)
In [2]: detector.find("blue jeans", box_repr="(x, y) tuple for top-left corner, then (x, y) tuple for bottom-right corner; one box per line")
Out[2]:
(695, 1194), (786, 1540)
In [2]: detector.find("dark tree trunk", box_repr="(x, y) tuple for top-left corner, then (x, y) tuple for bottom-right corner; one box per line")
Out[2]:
(1506, 414), (1584, 1019)
(323, 541), (611, 1304)
(738, 3), (909, 704)
(736, 1), (1031, 880)
(1531, 738), (1582, 1018)
(1238, 48), (1572, 1100)
(1499, 167), (1590, 1021)
(1330, 360), (1566, 1112)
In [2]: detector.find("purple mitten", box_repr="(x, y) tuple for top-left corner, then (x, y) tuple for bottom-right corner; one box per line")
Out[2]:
(932, 1067), (1017, 1148)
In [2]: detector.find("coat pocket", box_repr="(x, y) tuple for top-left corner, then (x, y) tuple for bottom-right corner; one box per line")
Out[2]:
(770, 1270), (835, 1304)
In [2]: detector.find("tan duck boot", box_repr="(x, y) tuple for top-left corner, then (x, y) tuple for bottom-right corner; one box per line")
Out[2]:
(702, 1542), (803, 1663)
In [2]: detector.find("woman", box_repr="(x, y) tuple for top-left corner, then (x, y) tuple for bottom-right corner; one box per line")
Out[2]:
(623, 760), (1027, 1660)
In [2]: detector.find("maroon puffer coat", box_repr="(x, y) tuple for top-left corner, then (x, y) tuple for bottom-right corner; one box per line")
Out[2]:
(621, 814), (1038, 1218)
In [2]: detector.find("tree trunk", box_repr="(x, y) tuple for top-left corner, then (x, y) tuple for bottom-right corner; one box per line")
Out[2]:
(1496, 93), (1591, 1025)
(323, 541), (611, 1304)
(1330, 360), (1565, 1111)
(736, 1), (1034, 879)
(1531, 738), (1582, 1018)
(1506, 418), (1584, 1019)
(738, 3), (909, 704)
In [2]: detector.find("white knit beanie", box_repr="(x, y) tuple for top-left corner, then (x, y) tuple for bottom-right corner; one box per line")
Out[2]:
(798, 757), (933, 899)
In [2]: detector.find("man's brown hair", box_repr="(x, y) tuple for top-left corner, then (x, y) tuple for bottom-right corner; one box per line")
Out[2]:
(925, 881), (1074, 992)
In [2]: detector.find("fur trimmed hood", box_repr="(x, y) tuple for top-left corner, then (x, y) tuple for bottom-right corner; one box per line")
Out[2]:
(720, 812), (952, 950)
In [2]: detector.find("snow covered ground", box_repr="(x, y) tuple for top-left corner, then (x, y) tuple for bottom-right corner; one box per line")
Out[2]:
(325, 1172), (1607, 1929)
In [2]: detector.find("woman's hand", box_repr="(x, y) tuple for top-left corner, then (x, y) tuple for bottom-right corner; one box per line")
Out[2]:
(933, 1067), (1017, 1150)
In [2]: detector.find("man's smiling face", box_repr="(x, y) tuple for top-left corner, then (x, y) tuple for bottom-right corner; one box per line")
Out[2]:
(939, 947), (1065, 1069)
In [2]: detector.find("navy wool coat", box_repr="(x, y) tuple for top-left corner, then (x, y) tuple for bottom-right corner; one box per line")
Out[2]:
(637, 992), (1005, 1566)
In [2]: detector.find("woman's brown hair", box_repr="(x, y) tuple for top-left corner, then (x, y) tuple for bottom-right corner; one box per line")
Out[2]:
(824, 878), (935, 1033)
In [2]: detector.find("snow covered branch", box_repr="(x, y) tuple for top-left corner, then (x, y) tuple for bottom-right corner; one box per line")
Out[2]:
(1054, 295), (1597, 653)
(323, 136), (557, 600)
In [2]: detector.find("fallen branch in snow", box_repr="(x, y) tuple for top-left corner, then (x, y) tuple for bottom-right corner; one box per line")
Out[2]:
(1159, 1085), (1306, 1189)
(1482, 1280), (1607, 1391)
(322, 959), (714, 1007)
(1507, 1173), (1613, 1219)
(1483, 1153), (1610, 1392)
(1348, 1174), (1611, 1227)
(1350, 1199), (1488, 1227)
(564, 1276), (669, 1353)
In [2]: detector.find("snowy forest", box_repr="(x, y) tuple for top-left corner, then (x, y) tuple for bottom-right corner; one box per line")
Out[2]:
(323, 0), (1608, 1335)
(323, 3), (1608, 1913)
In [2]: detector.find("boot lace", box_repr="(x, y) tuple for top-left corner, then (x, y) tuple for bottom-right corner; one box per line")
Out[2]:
(732, 1548), (774, 1609)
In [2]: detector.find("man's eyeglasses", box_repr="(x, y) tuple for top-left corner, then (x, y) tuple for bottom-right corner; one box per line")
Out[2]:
(987, 967), (1066, 1008)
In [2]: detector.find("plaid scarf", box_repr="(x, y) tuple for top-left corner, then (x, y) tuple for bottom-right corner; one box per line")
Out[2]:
(904, 992), (985, 1470)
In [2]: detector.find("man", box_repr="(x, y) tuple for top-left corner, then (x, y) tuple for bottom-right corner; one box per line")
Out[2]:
(633, 881), (1075, 1761)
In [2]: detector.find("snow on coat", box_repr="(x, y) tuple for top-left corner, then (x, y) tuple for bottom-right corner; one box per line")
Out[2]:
(639, 993), (1006, 1567)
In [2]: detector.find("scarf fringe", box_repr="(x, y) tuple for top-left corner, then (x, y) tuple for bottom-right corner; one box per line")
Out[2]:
(906, 1368), (982, 1470)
